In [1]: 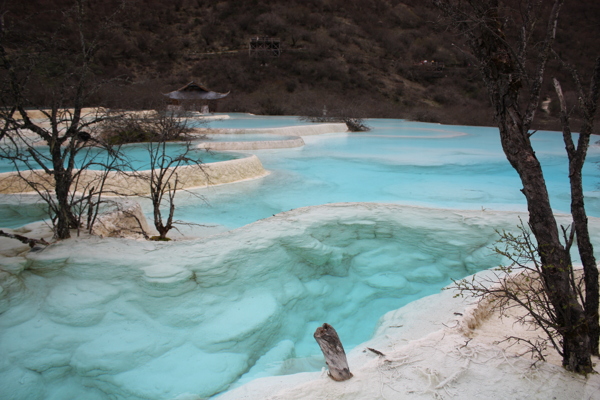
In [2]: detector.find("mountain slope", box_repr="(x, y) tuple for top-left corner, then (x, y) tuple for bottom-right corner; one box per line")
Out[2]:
(4, 0), (600, 129)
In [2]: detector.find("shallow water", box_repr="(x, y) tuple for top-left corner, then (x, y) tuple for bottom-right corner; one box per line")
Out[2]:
(191, 113), (316, 130)
(201, 133), (296, 142)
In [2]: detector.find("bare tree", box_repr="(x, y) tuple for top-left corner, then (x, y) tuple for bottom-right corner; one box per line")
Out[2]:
(434, 0), (597, 373)
(0, 126), (129, 237)
(0, 0), (128, 239)
(103, 110), (208, 240)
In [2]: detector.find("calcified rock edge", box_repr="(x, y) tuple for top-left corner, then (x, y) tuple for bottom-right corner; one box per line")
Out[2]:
(195, 123), (348, 151)
(1, 203), (599, 400)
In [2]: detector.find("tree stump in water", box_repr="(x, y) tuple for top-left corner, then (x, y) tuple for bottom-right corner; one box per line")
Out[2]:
(314, 323), (353, 381)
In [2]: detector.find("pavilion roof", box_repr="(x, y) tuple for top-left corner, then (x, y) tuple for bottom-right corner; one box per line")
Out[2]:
(164, 82), (229, 100)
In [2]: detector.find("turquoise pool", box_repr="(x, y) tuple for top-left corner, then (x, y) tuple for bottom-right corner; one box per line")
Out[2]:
(0, 142), (240, 173)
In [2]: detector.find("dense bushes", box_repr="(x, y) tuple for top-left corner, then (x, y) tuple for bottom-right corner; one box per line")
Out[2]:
(100, 112), (194, 145)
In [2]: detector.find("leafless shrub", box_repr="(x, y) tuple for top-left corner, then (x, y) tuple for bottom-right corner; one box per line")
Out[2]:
(298, 103), (371, 131)
(453, 220), (584, 363)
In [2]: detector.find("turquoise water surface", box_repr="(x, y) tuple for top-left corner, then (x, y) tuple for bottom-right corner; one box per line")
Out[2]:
(175, 116), (600, 231)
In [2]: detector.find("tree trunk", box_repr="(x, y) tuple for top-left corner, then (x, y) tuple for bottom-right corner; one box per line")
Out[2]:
(498, 121), (593, 373)
(54, 186), (73, 239)
(569, 159), (599, 356)
(314, 323), (353, 381)
(0, 230), (49, 247)
(53, 165), (73, 240)
(554, 75), (600, 356)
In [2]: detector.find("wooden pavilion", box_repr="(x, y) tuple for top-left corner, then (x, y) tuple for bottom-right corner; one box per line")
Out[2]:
(164, 82), (229, 114)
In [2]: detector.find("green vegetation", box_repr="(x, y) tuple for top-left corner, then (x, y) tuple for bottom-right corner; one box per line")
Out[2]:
(150, 236), (172, 242)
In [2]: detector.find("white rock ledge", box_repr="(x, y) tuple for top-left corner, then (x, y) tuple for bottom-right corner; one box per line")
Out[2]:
(0, 154), (268, 195)
(197, 137), (305, 151)
(233, 122), (348, 136)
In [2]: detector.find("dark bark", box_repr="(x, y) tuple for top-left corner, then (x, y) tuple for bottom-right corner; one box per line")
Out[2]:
(553, 57), (600, 356)
(0, 230), (49, 247)
(314, 323), (353, 381)
(52, 143), (76, 239)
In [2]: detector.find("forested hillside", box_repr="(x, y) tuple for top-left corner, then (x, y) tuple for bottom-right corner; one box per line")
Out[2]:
(3, 0), (600, 128)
